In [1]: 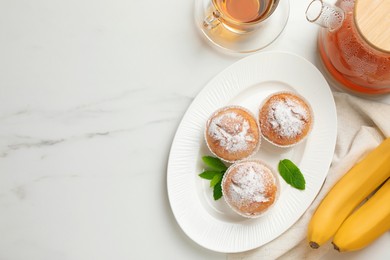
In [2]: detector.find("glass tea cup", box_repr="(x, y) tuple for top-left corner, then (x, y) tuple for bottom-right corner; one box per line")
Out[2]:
(203, 0), (280, 33)
(195, 0), (289, 53)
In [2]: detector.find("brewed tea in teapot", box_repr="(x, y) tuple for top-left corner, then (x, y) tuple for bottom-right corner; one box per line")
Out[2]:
(306, 0), (390, 94)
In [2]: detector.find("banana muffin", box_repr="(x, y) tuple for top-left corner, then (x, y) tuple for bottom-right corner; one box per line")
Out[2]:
(205, 106), (260, 163)
(222, 160), (278, 218)
(259, 92), (313, 147)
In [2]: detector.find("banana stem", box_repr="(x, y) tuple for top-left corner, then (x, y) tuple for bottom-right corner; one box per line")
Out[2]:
(309, 241), (320, 249)
(332, 242), (341, 252)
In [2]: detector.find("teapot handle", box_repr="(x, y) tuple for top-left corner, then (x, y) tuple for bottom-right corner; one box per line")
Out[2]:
(306, 0), (344, 32)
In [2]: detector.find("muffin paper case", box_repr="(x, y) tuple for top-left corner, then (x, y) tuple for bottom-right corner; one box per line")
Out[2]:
(204, 105), (261, 163)
(221, 159), (280, 219)
(258, 91), (314, 148)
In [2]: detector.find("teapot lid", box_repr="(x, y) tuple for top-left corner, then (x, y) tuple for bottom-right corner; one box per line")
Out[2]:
(355, 0), (390, 53)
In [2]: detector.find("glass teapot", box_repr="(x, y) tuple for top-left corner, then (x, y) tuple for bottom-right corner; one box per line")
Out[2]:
(306, 0), (390, 95)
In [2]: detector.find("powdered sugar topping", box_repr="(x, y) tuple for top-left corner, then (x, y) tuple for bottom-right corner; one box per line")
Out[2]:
(267, 96), (309, 138)
(228, 162), (274, 205)
(208, 111), (256, 152)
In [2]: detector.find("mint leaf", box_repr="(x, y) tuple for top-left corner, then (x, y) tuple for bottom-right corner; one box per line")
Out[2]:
(198, 156), (227, 200)
(213, 182), (223, 200)
(199, 171), (220, 180)
(210, 173), (223, 187)
(278, 159), (306, 190)
(202, 156), (228, 172)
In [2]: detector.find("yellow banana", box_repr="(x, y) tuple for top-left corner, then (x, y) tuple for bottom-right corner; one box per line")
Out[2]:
(332, 178), (390, 252)
(307, 137), (390, 249)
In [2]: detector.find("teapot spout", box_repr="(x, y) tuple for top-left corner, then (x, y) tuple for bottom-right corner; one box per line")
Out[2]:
(306, 0), (344, 32)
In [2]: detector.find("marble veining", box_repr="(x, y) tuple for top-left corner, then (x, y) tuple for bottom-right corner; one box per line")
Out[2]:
(0, 87), (191, 161)
(1, 120), (177, 158)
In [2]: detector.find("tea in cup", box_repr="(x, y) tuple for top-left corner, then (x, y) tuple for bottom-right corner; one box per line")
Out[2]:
(204, 0), (280, 33)
(195, 0), (289, 53)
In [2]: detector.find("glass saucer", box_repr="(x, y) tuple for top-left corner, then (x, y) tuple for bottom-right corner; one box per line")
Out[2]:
(194, 0), (290, 54)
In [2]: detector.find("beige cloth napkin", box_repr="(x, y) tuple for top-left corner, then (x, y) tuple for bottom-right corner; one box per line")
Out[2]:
(228, 92), (390, 260)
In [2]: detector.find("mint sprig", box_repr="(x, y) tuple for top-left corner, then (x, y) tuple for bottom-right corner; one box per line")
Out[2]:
(198, 156), (228, 200)
(199, 171), (220, 180)
(202, 156), (228, 172)
(213, 181), (223, 200)
(278, 159), (306, 190)
(210, 173), (223, 187)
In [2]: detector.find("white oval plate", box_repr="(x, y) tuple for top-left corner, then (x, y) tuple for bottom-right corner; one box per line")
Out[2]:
(167, 52), (337, 253)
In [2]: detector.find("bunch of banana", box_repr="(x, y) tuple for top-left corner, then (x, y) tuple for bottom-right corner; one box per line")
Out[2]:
(333, 178), (390, 252)
(307, 137), (390, 250)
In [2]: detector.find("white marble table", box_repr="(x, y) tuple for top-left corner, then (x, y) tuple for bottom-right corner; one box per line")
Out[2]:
(0, 0), (389, 259)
